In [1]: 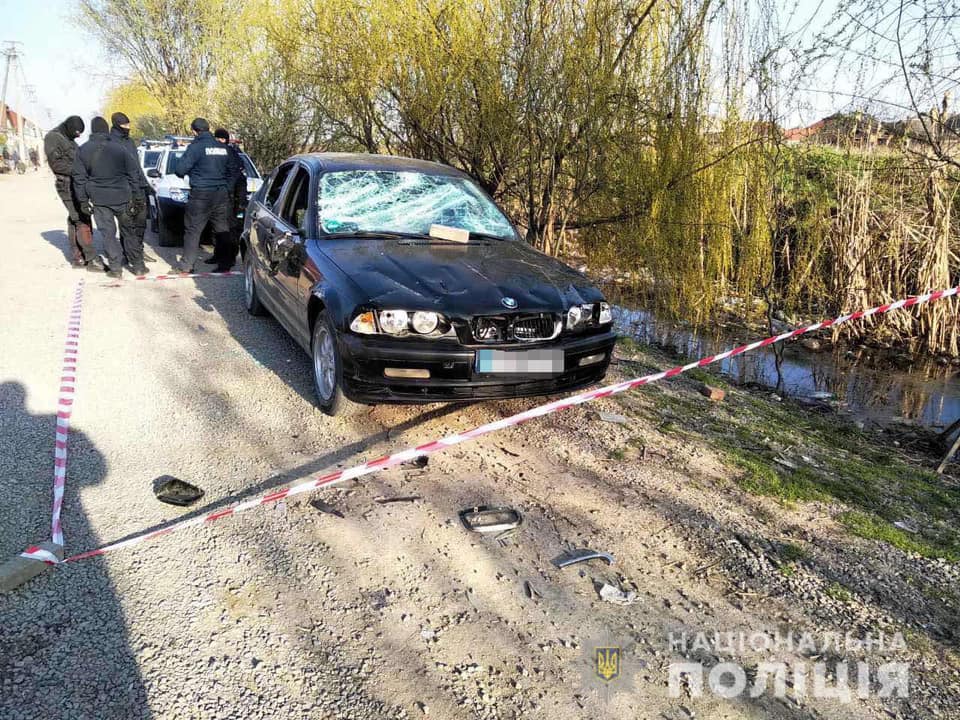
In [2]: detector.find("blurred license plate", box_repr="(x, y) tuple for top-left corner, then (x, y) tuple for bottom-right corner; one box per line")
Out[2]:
(475, 349), (563, 374)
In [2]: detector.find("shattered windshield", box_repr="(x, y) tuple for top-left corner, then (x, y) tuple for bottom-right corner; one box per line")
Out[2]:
(318, 170), (518, 240)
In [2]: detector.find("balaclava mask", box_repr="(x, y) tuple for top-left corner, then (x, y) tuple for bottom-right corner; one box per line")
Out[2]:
(111, 112), (131, 138)
(64, 116), (85, 139)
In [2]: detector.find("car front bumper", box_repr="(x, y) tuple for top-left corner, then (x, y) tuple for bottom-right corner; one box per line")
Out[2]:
(338, 330), (617, 403)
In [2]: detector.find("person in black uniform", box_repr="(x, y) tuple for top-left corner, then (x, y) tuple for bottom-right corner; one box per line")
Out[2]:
(43, 116), (101, 270)
(110, 112), (157, 265)
(207, 127), (246, 269)
(174, 117), (238, 273)
(72, 116), (144, 279)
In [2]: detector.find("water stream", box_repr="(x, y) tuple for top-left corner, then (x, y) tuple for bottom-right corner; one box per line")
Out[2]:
(612, 305), (960, 433)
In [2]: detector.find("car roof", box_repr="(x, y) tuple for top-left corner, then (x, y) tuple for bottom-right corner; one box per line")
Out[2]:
(289, 152), (469, 179)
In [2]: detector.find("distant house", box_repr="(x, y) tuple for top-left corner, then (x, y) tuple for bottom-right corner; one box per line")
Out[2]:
(784, 113), (892, 147)
(1, 106), (44, 165)
(783, 120), (825, 143)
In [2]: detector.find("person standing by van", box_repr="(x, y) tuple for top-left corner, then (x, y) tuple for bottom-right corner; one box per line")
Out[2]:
(44, 116), (100, 270)
(72, 116), (145, 279)
(110, 112), (157, 263)
(173, 117), (235, 273)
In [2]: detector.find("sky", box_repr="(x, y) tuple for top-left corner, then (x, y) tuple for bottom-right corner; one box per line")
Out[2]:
(0, 0), (111, 132)
(0, 0), (952, 135)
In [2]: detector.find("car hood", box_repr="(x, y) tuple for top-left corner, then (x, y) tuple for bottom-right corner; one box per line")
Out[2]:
(318, 238), (603, 316)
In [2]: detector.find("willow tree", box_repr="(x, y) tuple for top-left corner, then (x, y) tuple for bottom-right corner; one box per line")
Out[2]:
(268, 0), (767, 317)
(79, 0), (244, 130)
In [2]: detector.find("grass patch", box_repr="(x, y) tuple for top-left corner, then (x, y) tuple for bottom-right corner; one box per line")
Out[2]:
(686, 367), (729, 388)
(778, 563), (797, 578)
(611, 337), (960, 561)
(838, 511), (960, 562)
(725, 449), (829, 506)
(824, 582), (854, 602)
(616, 336), (642, 354)
(775, 541), (809, 562)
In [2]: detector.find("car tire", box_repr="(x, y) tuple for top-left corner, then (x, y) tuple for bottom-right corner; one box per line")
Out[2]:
(243, 252), (267, 317)
(311, 311), (364, 417)
(157, 212), (179, 247)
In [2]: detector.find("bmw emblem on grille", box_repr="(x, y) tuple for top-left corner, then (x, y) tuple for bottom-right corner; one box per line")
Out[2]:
(501, 297), (518, 309)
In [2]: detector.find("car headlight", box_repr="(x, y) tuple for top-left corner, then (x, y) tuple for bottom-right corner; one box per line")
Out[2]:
(378, 310), (409, 335)
(350, 311), (377, 335)
(598, 302), (612, 324)
(169, 188), (190, 203)
(566, 303), (594, 330)
(411, 311), (439, 334)
(349, 309), (452, 337)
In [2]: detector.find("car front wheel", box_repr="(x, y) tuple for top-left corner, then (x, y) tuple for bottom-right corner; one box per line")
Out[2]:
(157, 210), (179, 247)
(312, 311), (364, 417)
(243, 252), (266, 316)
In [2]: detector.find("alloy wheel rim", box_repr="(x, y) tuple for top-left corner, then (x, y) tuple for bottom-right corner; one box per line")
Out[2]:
(244, 258), (254, 307)
(314, 326), (336, 401)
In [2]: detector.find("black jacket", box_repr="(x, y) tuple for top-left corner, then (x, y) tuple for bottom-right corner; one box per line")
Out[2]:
(109, 127), (151, 192)
(175, 131), (240, 191)
(72, 132), (141, 208)
(225, 143), (246, 193)
(43, 123), (79, 176)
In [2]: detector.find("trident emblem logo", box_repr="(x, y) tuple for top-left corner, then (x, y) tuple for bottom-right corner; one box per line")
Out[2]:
(595, 647), (621, 683)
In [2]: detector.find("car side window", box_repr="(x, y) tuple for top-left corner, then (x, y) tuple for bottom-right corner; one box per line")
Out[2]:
(279, 168), (310, 233)
(266, 163), (294, 210)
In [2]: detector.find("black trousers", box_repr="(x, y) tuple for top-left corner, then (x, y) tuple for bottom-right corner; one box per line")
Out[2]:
(119, 190), (148, 264)
(182, 188), (231, 269)
(215, 181), (246, 268)
(93, 203), (138, 271)
(54, 175), (95, 264)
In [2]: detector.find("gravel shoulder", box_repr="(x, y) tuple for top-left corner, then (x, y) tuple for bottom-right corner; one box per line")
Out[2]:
(0, 170), (957, 719)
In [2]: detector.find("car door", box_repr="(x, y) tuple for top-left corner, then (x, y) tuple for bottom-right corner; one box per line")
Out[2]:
(248, 161), (295, 315)
(271, 164), (313, 347)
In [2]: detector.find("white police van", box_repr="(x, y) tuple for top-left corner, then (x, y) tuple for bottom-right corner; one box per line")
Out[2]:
(139, 137), (264, 246)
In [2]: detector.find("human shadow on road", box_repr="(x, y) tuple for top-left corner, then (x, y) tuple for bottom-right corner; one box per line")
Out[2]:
(40, 229), (74, 264)
(0, 381), (150, 719)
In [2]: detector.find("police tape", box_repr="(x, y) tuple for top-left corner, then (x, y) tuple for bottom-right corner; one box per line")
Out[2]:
(22, 285), (960, 566)
(17, 281), (86, 565)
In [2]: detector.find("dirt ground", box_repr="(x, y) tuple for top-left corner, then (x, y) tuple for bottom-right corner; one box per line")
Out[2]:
(0, 169), (957, 719)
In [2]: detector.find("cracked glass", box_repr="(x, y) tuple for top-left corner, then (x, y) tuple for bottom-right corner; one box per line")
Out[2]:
(318, 170), (518, 240)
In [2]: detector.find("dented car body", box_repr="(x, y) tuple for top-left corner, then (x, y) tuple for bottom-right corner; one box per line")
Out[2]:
(241, 153), (616, 414)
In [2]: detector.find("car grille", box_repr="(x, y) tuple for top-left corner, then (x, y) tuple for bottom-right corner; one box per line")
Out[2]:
(470, 313), (560, 344)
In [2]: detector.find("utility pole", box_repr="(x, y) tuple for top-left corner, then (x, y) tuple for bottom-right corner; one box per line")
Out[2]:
(0, 42), (22, 136)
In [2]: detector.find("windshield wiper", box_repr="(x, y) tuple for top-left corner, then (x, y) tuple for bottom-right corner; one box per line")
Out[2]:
(323, 230), (433, 240)
(323, 229), (513, 243)
(466, 231), (513, 242)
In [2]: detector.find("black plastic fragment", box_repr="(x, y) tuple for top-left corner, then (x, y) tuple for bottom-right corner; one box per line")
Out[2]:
(153, 475), (205, 506)
(310, 499), (345, 518)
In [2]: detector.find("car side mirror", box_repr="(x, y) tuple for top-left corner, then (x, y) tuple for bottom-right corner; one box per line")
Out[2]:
(277, 230), (299, 248)
(147, 168), (161, 178)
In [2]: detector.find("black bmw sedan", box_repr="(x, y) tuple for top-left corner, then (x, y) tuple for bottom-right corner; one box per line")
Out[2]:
(241, 153), (616, 415)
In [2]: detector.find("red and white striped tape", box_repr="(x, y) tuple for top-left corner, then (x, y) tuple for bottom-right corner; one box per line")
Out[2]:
(50, 284), (958, 565)
(18, 281), (85, 564)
